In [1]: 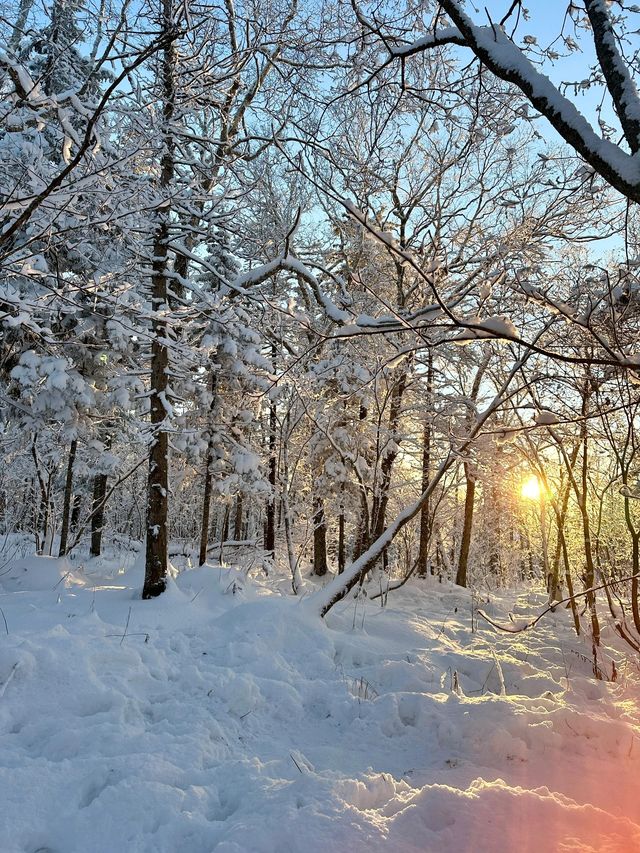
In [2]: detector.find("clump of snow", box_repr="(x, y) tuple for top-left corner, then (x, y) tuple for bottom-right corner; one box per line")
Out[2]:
(452, 316), (519, 344)
(534, 409), (560, 426)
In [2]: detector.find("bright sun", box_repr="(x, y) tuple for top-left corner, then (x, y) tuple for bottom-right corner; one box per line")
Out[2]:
(521, 474), (542, 501)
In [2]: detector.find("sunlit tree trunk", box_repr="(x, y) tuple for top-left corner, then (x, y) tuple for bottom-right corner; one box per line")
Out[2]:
(455, 353), (489, 588)
(455, 463), (475, 588)
(417, 352), (434, 577)
(578, 381), (601, 650)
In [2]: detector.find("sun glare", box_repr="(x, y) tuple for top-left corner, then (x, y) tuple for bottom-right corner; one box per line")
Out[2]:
(521, 474), (542, 501)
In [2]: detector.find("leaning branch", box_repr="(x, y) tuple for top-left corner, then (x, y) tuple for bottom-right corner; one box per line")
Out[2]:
(385, 0), (640, 201)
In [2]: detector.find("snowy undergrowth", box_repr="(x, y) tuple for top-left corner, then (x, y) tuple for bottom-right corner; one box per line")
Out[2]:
(0, 553), (639, 853)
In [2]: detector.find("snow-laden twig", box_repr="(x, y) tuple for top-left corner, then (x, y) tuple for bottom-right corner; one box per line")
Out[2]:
(489, 648), (507, 696)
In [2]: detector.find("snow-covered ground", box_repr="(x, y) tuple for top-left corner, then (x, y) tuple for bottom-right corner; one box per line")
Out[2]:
(1, 550), (639, 852)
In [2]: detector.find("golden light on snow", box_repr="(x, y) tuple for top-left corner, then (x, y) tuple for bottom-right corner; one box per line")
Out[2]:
(520, 474), (542, 501)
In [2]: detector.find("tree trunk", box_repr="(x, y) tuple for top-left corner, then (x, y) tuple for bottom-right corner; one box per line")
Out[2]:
(198, 451), (214, 567)
(370, 367), (410, 543)
(455, 463), (475, 588)
(90, 470), (108, 557)
(198, 372), (218, 566)
(313, 496), (328, 576)
(630, 528), (640, 634)
(454, 353), (489, 588)
(58, 438), (77, 557)
(70, 492), (82, 532)
(9, 0), (35, 50)
(578, 383), (601, 648)
(143, 0), (176, 599)
(337, 488), (345, 574)
(31, 437), (50, 554)
(233, 492), (244, 541)
(417, 351), (434, 577)
(265, 358), (277, 558)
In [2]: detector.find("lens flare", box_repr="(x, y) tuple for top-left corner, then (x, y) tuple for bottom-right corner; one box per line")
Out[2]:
(521, 474), (542, 501)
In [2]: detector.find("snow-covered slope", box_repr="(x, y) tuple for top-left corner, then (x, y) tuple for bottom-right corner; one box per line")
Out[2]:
(0, 555), (639, 852)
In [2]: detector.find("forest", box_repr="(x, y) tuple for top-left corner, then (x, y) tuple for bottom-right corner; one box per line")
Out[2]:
(2, 1), (640, 851)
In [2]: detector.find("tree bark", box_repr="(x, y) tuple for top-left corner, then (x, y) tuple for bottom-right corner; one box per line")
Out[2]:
(370, 368), (409, 543)
(312, 496), (328, 576)
(90, 469), (108, 557)
(265, 352), (277, 558)
(58, 438), (77, 557)
(70, 492), (81, 532)
(198, 372), (218, 566)
(417, 351), (434, 577)
(31, 437), (50, 554)
(578, 382), (601, 648)
(337, 486), (345, 574)
(454, 352), (489, 588)
(143, 0), (176, 599)
(455, 463), (475, 588)
(233, 492), (244, 541)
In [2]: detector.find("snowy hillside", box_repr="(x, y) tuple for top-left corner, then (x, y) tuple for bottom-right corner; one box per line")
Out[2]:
(0, 554), (639, 853)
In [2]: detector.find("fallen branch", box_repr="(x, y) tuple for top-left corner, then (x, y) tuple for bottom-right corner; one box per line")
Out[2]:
(0, 662), (18, 698)
(477, 574), (640, 634)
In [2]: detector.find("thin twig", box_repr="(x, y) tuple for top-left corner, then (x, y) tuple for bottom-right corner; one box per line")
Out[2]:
(0, 662), (18, 698)
(120, 606), (132, 645)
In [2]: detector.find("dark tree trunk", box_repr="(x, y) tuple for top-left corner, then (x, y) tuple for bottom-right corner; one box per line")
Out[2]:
(221, 503), (230, 542)
(70, 492), (82, 532)
(454, 354), (489, 588)
(143, 0), (176, 599)
(337, 487), (345, 574)
(90, 470), (108, 557)
(265, 351), (277, 558)
(198, 451), (214, 567)
(58, 439), (77, 557)
(549, 450), (579, 603)
(233, 493), (244, 541)
(455, 464), (475, 588)
(559, 527), (581, 636)
(417, 352), (434, 577)
(198, 372), (217, 566)
(578, 382), (601, 648)
(631, 531), (640, 635)
(313, 496), (328, 576)
(353, 490), (370, 561)
(31, 438), (50, 554)
(370, 368), (409, 544)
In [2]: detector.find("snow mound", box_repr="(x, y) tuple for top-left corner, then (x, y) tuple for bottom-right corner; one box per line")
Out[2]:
(0, 562), (638, 852)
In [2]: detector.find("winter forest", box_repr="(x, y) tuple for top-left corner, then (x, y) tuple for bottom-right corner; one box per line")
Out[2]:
(2, 0), (640, 850)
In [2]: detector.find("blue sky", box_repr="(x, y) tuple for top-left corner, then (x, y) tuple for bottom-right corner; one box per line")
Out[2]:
(476, 0), (634, 134)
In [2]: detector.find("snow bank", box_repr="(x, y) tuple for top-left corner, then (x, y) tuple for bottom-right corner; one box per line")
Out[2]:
(0, 557), (638, 852)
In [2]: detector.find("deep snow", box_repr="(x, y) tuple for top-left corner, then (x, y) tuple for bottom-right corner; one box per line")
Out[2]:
(0, 550), (639, 852)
